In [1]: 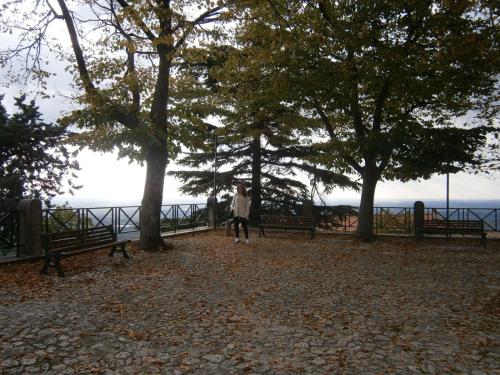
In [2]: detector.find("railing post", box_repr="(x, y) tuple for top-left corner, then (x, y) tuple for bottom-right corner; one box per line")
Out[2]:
(207, 197), (218, 230)
(174, 205), (178, 232)
(17, 199), (43, 257)
(343, 206), (346, 232)
(414, 201), (424, 237)
(408, 208), (412, 236)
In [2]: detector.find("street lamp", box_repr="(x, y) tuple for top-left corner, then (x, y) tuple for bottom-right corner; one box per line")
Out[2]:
(206, 124), (218, 198)
(446, 172), (450, 221)
(207, 124), (218, 230)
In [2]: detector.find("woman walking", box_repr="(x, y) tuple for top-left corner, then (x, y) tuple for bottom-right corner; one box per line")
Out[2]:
(231, 183), (250, 243)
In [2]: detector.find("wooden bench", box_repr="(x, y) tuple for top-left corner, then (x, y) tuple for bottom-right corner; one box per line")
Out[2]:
(416, 219), (487, 246)
(258, 215), (316, 239)
(41, 225), (130, 277)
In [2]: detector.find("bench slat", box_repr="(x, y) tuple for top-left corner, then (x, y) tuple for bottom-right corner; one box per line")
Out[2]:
(259, 224), (315, 229)
(45, 232), (115, 251)
(258, 215), (315, 239)
(57, 241), (128, 258)
(46, 226), (111, 240)
(49, 239), (115, 254)
(41, 225), (130, 277)
(54, 238), (129, 251)
(417, 219), (486, 247)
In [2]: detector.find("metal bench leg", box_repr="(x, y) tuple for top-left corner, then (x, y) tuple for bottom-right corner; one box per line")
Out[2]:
(55, 255), (65, 277)
(109, 246), (116, 257)
(40, 257), (50, 275)
(481, 234), (487, 247)
(122, 243), (130, 259)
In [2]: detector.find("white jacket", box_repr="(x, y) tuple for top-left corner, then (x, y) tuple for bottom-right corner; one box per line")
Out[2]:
(231, 194), (250, 219)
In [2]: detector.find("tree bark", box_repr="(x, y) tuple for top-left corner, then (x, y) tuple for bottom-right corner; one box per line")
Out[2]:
(139, 49), (171, 251)
(250, 133), (262, 225)
(357, 165), (379, 242)
(139, 144), (168, 250)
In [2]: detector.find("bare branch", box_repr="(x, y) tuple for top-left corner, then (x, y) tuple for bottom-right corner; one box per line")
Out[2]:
(115, 0), (158, 41)
(174, 5), (226, 51)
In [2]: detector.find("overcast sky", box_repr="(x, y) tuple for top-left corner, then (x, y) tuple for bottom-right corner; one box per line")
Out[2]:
(2, 87), (497, 207)
(1, 4), (498, 207)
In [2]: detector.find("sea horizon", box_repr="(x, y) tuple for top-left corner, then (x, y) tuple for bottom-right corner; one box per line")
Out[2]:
(50, 196), (500, 209)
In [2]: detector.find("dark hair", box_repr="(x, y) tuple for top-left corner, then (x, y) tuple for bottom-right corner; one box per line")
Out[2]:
(237, 183), (247, 197)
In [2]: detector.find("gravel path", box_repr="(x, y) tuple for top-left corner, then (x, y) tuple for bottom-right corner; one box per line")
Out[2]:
(0, 232), (498, 374)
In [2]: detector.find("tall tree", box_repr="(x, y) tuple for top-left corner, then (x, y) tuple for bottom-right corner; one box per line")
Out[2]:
(0, 95), (80, 204)
(242, 0), (498, 240)
(169, 44), (357, 223)
(1, 1), (240, 250)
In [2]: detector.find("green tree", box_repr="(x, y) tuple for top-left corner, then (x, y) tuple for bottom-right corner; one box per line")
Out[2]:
(45, 203), (93, 233)
(241, 0), (498, 241)
(169, 44), (357, 223)
(0, 95), (80, 205)
(1, 1), (242, 250)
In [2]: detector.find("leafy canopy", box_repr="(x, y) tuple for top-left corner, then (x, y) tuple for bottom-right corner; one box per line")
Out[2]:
(241, 1), (498, 179)
(0, 95), (80, 204)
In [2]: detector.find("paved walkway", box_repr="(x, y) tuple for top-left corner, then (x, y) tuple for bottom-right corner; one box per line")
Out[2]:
(0, 233), (498, 374)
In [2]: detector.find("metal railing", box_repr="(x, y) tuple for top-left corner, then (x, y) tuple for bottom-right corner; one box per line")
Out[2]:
(313, 205), (359, 232)
(314, 205), (500, 234)
(425, 207), (499, 232)
(42, 203), (209, 237)
(2, 203), (498, 260)
(160, 204), (209, 232)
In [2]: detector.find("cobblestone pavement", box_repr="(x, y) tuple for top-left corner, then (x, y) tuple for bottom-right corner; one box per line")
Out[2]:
(0, 232), (499, 374)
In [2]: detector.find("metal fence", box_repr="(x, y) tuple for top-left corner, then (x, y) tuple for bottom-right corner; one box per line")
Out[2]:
(425, 208), (499, 232)
(0, 210), (20, 257)
(2, 203), (499, 260)
(42, 203), (209, 237)
(314, 205), (500, 234)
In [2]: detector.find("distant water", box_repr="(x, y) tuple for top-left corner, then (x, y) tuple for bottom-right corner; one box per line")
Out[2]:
(50, 197), (500, 209)
(49, 197), (203, 208)
(373, 199), (500, 209)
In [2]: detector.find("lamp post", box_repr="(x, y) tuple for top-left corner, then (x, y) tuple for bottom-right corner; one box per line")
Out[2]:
(446, 172), (450, 221)
(446, 172), (450, 243)
(207, 124), (218, 230)
(213, 131), (217, 198)
(207, 124), (218, 198)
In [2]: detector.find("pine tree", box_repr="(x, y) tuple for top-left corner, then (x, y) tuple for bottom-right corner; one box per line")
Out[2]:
(0, 95), (80, 205)
(169, 44), (357, 223)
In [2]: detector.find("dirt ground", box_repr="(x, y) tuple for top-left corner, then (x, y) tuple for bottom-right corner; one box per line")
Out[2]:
(0, 232), (498, 374)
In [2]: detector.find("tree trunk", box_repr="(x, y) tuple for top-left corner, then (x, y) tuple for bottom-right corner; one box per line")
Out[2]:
(250, 133), (262, 225)
(139, 48), (171, 251)
(357, 166), (379, 242)
(139, 144), (168, 250)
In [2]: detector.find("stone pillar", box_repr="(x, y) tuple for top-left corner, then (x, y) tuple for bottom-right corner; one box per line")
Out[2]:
(207, 197), (218, 230)
(17, 199), (43, 256)
(414, 201), (425, 236)
(301, 199), (314, 217)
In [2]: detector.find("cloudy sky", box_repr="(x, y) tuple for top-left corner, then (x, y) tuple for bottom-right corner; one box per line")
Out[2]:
(2, 87), (497, 207)
(1, 3), (498, 207)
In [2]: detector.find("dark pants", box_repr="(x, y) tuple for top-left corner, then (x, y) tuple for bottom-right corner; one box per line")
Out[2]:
(234, 216), (249, 239)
